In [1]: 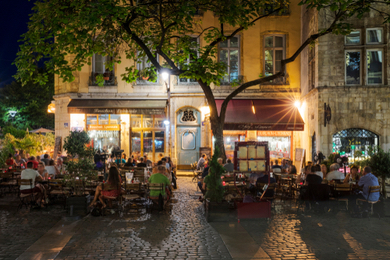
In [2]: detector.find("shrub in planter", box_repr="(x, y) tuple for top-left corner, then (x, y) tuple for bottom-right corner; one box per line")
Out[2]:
(204, 147), (226, 202)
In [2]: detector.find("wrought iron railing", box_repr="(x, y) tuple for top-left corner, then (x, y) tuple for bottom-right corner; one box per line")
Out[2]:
(89, 72), (117, 86)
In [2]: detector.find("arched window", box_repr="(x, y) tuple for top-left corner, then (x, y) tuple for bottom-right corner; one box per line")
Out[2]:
(332, 128), (379, 160)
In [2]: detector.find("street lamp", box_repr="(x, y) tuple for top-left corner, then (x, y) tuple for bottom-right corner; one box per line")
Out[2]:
(161, 70), (171, 156)
(9, 110), (17, 124)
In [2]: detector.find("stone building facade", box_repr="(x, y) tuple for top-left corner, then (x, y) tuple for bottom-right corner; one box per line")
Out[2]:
(53, 1), (304, 168)
(300, 6), (390, 164)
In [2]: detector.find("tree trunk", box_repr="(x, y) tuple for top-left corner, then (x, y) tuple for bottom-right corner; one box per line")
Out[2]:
(210, 114), (226, 162)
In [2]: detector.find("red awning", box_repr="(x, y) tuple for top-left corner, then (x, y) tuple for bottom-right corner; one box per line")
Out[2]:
(215, 99), (304, 131)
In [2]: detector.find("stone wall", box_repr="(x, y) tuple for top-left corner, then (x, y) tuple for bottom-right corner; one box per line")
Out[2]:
(318, 86), (390, 155)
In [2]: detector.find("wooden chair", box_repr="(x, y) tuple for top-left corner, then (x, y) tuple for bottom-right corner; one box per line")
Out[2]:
(257, 182), (277, 201)
(331, 183), (352, 210)
(356, 185), (381, 217)
(48, 179), (69, 207)
(0, 172), (18, 195)
(123, 183), (146, 211)
(147, 183), (166, 212)
(17, 179), (37, 210)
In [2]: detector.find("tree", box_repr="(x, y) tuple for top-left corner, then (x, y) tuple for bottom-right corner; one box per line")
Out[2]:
(368, 147), (390, 198)
(14, 0), (390, 158)
(0, 69), (54, 130)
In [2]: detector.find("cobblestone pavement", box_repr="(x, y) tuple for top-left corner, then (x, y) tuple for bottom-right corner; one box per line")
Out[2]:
(0, 195), (64, 260)
(240, 200), (390, 260)
(55, 177), (232, 260)
(3, 178), (390, 260)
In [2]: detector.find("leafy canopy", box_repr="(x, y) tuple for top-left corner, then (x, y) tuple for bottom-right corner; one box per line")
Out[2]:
(14, 0), (292, 86)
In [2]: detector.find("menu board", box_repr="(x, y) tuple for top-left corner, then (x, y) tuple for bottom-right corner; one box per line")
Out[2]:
(238, 146), (248, 159)
(257, 146), (265, 158)
(248, 145), (256, 159)
(248, 160), (257, 171)
(239, 160), (248, 171)
(257, 160), (266, 171)
(234, 141), (269, 173)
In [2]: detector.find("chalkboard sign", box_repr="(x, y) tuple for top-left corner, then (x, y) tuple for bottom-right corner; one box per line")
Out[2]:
(53, 136), (62, 160)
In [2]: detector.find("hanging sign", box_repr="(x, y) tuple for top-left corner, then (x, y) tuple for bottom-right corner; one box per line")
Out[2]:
(88, 125), (120, 131)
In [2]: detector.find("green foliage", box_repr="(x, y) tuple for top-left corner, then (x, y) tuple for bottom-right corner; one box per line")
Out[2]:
(63, 131), (97, 195)
(0, 69), (54, 130)
(204, 147), (226, 202)
(63, 131), (92, 158)
(368, 147), (390, 178)
(1, 126), (27, 139)
(2, 132), (55, 156)
(0, 140), (15, 168)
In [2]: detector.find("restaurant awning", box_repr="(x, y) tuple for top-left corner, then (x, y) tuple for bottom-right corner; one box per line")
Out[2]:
(67, 99), (166, 115)
(215, 99), (304, 131)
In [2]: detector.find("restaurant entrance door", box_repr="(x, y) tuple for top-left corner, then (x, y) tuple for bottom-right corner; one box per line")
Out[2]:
(176, 108), (201, 169)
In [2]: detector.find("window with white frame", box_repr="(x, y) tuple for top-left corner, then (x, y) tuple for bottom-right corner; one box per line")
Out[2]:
(344, 28), (384, 85)
(93, 54), (113, 75)
(137, 52), (158, 83)
(264, 35), (285, 84)
(179, 37), (198, 83)
(345, 30), (361, 45)
(219, 36), (240, 84)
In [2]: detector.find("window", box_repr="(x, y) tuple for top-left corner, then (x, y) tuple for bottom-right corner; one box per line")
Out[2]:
(367, 50), (383, 84)
(333, 128), (379, 161)
(345, 51), (361, 85)
(264, 35), (285, 84)
(219, 36), (240, 84)
(366, 28), (383, 44)
(345, 30), (361, 45)
(91, 54), (115, 86)
(137, 52), (158, 84)
(179, 37), (198, 83)
(344, 28), (384, 85)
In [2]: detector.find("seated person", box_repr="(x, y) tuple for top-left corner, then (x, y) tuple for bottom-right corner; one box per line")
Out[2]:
(305, 166), (323, 185)
(15, 155), (26, 167)
(45, 159), (56, 178)
(344, 165), (360, 183)
(148, 165), (172, 199)
(6, 153), (15, 167)
(55, 158), (65, 175)
(37, 162), (49, 180)
(325, 163), (345, 181)
(312, 164), (324, 179)
(137, 157), (147, 168)
(20, 162), (47, 207)
(223, 159), (234, 172)
(256, 172), (276, 198)
(271, 159), (282, 170)
(144, 155), (153, 167)
(124, 158), (135, 167)
(28, 156), (39, 169)
(115, 156), (126, 164)
(198, 166), (210, 193)
(89, 167), (122, 209)
(94, 151), (104, 170)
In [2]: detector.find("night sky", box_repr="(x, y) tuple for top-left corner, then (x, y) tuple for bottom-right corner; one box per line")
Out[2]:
(0, 0), (35, 88)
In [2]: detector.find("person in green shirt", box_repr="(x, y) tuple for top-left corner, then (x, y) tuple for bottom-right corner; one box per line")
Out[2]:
(148, 165), (171, 198)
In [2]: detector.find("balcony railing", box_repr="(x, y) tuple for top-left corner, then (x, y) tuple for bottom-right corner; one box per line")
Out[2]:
(89, 72), (117, 86)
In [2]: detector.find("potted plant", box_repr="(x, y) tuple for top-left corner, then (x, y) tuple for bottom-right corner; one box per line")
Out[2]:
(203, 148), (232, 222)
(63, 131), (97, 216)
(103, 70), (111, 80)
(368, 147), (390, 198)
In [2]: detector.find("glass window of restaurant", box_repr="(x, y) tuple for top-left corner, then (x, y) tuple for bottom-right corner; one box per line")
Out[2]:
(257, 133), (291, 159)
(87, 114), (121, 152)
(131, 114), (165, 162)
(222, 131), (246, 160)
(332, 128), (379, 162)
